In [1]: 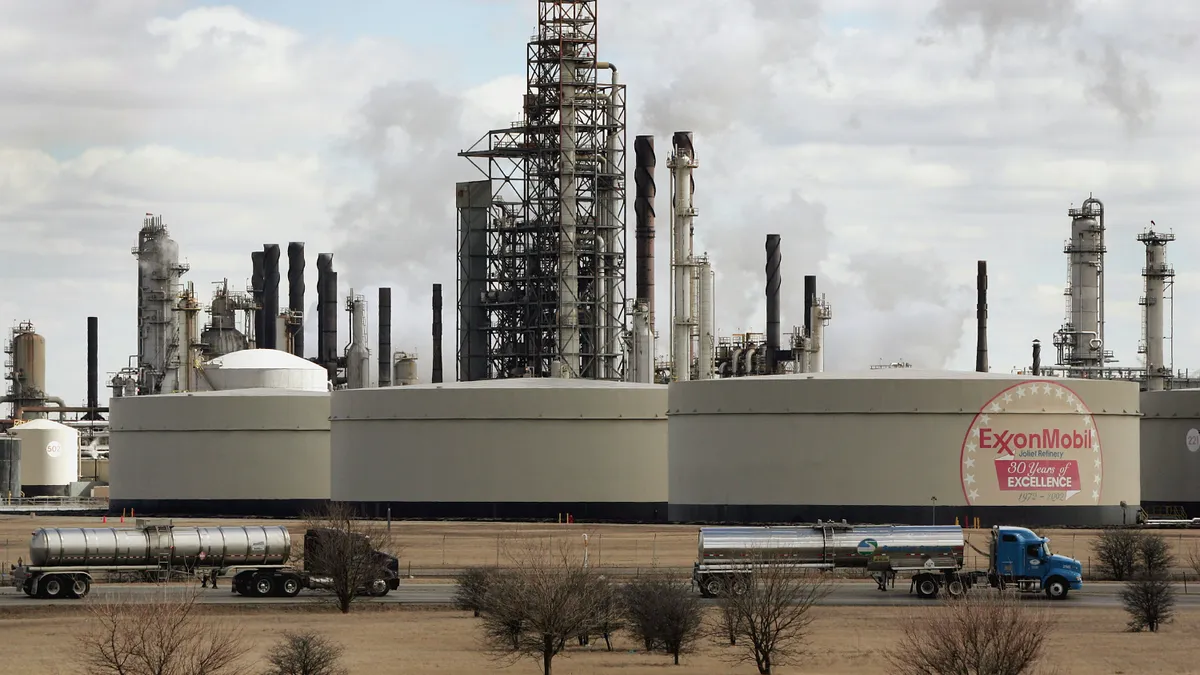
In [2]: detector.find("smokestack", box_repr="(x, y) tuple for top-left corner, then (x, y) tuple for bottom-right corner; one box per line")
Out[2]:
(765, 234), (782, 373)
(251, 251), (265, 347)
(85, 316), (100, 420)
(287, 242), (305, 357)
(432, 283), (444, 384)
(316, 254), (337, 378)
(1032, 339), (1042, 376)
(262, 244), (281, 350)
(976, 260), (988, 373)
(803, 275), (816, 338)
(379, 287), (392, 387)
(634, 135), (656, 323)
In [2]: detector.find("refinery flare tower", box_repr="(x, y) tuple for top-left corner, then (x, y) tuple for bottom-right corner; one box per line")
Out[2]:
(457, 0), (627, 381)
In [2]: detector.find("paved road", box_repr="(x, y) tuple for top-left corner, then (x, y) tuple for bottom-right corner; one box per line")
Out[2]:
(5, 581), (1200, 609)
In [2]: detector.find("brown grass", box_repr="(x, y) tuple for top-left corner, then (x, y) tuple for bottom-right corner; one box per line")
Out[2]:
(4, 604), (1200, 674)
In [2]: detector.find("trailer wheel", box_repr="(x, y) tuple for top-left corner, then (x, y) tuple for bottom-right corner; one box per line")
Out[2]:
(43, 575), (69, 599)
(281, 576), (301, 598)
(253, 575), (275, 597)
(914, 575), (940, 599)
(945, 579), (966, 599)
(70, 577), (91, 599)
(1045, 577), (1069, 600)
(702, 576), (725, 597)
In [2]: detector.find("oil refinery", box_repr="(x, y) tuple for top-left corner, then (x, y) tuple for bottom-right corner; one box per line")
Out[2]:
(2, 0), (1197, 529)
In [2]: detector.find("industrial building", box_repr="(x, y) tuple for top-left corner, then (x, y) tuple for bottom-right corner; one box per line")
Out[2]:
(109, 351), (331, 517)
(1139, 390), (1200, 517)
(668, 370), (1141, 526)
(330, 379), (668, 521)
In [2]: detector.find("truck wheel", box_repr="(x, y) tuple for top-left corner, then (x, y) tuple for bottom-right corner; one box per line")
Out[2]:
(253, 575), (275, 597)
(702, 576), (725, 598)
(369, 579), (390, 597)
(945, 579), (966, 599)
(70, 577), (91, 599)
(43, 575), (69, 599)
(1045, 577), (1069, 600)
(914, 575), (940, 599)
(281, 576), (301, 597)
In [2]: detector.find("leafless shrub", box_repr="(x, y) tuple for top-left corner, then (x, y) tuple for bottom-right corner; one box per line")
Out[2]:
(1092, 528), (1141, 581)
(714, 598), (742, 646)
(301, 501), (399, 613)
(477, 538), (611, 675)
(75, 585), (249, 675)
(621, 572), (703, 665)
(886, 592), (1056, 675)
(263, 631), (347, 675)
(578, 576), (624, 651)
(454, 566), (499, 618)
(1122, 574), (1175, 633)
(1137, 533), (1173, 576)
(714, 557), (832, 675)
(1188, 544), (1200, 578)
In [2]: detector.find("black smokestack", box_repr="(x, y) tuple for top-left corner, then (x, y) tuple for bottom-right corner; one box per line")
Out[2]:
(803, 275), (817, 339)
(316, 253), (337, 378)
(85, 316), (100, 420)
(287, 242), (305, 357)
(262, 244), (281, 350)
(1032, 339), (1042, 376)
(432, 283), (444, 384)
(379, 287), (392, 387)
(251, 250), (265, 347)
(634, 135), (656, 323)
(976, 260), (988, 373)
(765, 234), (782, 373)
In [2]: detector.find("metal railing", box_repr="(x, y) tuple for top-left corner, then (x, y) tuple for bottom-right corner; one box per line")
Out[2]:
(0, 496), (109, 511)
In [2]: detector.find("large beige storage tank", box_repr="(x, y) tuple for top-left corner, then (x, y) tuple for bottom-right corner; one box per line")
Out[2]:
(11, 419), (80, 497)
(669, 370), (1140, 526)
(197, 349), (328, 392)
(109, 389), (330, 517)
(1140, 389), (1200, 515)
(331, 380), (668, 521)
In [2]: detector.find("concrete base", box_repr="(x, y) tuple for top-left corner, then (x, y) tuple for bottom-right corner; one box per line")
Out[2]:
(667, 503), (1136, 528)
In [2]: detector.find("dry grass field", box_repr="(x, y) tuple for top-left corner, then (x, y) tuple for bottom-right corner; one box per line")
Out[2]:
(4, 515), (1200, 579)
(2, 604), (1199, 675)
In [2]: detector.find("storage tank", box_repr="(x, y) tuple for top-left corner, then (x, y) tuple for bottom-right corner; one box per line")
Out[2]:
(11, 419), (79, 497)
(668, 370), (1140, 526)
(1140, 389), (1200, 515)
(30, 523), (291, 567)
(109, 389), (331, 517)
(331, 379), (668, 521)
(0, 435), (20, 499)
(392, 353), (418, 386)
(197, 348), (328, 392)
(11, 323), (46, 396)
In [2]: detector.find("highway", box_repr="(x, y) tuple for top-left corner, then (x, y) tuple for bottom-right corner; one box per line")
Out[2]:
(5, 580), (1200, 609)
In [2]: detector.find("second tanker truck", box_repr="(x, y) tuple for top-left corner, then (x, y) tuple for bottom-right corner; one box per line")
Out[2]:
(692, 522), (1084, 600)
(8, 518), (401, 600)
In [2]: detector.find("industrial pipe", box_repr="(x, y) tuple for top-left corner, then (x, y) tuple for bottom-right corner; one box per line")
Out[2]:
(251, 250), (265, 347)
(84, 317), (101, 420)
(316, 254), (337, 379)
(262, 244), (281, 350)
(432, 283), (443, 384)
(803, 275), (816, 339)
(634, 135), (656, 326)
(287, 242), (305, 358)
(379, 287), (392, 387)
(976, 260), (988, 373)
(1032, 340), (1042, 376)
(765, 234), (782, 374)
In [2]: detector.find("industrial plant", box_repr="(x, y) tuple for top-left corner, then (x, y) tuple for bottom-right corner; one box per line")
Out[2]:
(1, 0), (1197, 530)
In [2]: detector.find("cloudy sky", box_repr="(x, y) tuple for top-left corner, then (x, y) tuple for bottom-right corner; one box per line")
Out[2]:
(1, 0), (1196, 406)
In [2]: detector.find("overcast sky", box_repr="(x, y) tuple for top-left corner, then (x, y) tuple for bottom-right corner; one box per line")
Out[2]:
(1, 0), (1196, 406)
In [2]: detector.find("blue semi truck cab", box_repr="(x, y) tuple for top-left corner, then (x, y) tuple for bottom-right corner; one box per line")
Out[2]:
(985, 525), (1084, 599)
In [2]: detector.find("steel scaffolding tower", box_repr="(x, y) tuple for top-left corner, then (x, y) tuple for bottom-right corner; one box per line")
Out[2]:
(458, 0), (626, 380)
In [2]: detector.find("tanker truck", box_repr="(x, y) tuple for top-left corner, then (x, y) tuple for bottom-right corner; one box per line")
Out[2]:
(692, 522), (1083, 601)
(8, 518), (401, 600)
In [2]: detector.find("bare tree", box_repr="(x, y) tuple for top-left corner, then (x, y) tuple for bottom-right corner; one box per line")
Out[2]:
(301, 501), (399, 613)
(714, 598), (742, 646)
(75, 585), (249, 675)
(476, 538), (610, 675)
(579, 575), (624, 651)
(887, 592), (1056, 675)
(621, 572), (703, 664)
(1188, 544), (1200, 579)
(1121, 574), (1175, 633)
(455, 566), (500, 618)
(1137, 532), (1174, 576)
(263, 631), (347, 675)
(1092, 528), (1141, 581)
(714, 558), (832, 675)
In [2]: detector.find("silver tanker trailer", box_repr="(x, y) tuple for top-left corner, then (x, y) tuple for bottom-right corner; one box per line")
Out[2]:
(692, 521), (1084, 600)
(8, 518), (400, 600)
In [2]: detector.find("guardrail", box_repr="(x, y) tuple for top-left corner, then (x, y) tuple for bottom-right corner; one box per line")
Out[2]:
(0, 497), (109, 513)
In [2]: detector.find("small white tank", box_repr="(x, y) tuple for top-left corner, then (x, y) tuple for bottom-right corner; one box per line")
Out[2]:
(12, 418), (80, 496)
(198, 349), (328, 392)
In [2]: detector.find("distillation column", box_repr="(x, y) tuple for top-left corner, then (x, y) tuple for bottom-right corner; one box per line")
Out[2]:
(345, 289), (369, 389)
(557, 34), (581, 379)
(696, 260), (715, 379)
(1139, 228), (1175, 391)
(667, 132), (698, 382)
(1058, 197), (1106, 368)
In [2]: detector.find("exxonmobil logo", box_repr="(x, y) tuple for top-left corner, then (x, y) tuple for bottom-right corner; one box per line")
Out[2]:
(979, 428), (1095, 456)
